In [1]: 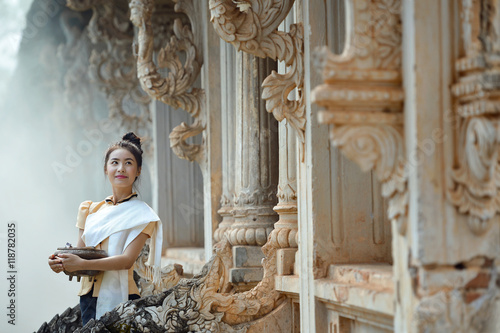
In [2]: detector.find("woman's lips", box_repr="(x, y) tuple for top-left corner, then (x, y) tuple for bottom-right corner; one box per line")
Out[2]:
(115, 175), (127, 179)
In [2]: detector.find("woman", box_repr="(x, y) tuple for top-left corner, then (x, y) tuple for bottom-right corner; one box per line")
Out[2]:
(48, 132), (162, 325)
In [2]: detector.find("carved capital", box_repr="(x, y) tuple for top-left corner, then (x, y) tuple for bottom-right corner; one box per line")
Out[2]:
(449, 0), (500, 235)
(313, 0), (407, 234)
(209, 0), (305, 141)
(130, 0), (206, 164)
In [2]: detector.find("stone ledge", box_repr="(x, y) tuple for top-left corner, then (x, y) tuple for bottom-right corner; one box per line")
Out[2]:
(318, 264), (394, 316)
(275, 265), (394, 317)
(328, 264), (393, 291)
(315, 278), (394, 317)
(161, 247), (206, 277)
(275, 275), (300, 295)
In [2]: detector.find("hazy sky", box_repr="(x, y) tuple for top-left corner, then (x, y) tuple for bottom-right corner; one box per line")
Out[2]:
(0, 0), (34, 96)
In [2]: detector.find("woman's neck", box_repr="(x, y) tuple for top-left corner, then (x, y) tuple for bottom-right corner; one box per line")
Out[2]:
(111, 187), (134, 204)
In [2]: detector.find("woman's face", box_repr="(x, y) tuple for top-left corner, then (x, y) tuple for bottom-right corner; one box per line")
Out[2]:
(105, 148), (141, 191)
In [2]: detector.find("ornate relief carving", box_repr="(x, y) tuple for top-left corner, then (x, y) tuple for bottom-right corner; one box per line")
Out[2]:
(312, 0), (407, 234)
(130, 0), (206, 163)
(37, 305), (82, 333)
(209, 0), (305, 141)
(63, 237), (282, 332)
(134, 243), (183, 296)
(449, 0), (500, 235)
(277, 182), (297, 203)
(233, 188), (278, 207)
(67, 0), (154, 153)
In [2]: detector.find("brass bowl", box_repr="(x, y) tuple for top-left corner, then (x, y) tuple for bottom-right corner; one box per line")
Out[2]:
(54, 246), (108, 282)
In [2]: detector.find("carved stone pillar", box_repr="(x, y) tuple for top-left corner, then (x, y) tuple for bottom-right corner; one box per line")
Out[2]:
(214, 42), (237, 243)
(270, 120), (298, 276)
(266, 6), (300, 277)
(228, 51), (279, 285)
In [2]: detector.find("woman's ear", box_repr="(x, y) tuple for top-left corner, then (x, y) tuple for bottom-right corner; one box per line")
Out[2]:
(137, 167), (141, 176)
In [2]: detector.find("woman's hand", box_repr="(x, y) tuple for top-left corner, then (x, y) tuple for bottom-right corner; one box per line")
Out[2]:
(48, 254), (64, 273)
(57, 253), (86, 273)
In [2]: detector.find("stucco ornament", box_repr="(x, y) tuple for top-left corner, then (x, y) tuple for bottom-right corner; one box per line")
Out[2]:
(312, 0), (408, 235)
(209, 0), (305, 142)
(129, 0), (206, 164)
(38, 236), (283, 332)
(67, 0), (154, 153)
(449, 0), (500, 235)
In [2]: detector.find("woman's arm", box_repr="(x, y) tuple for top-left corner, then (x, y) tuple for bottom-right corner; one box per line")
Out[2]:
(58, 233), (149, 272)
(77, 228), (85, 247)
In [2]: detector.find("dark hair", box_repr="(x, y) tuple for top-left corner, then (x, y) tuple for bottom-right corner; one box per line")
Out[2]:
(104, 132), (143, 180)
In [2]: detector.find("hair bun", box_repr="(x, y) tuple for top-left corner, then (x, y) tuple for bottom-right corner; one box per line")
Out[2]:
(122, 132), (143, 153)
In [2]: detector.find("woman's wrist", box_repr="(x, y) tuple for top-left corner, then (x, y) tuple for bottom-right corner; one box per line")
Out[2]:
(79, 258), (90, 271)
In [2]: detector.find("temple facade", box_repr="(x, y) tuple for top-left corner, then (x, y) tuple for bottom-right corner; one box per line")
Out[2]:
(30, 0), (500, 332)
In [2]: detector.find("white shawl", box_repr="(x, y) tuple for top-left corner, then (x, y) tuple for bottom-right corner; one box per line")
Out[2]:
(82, 198), (162, 319)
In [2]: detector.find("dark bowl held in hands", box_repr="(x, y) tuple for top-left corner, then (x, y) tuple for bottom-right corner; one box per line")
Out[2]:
(54, 246), (108, 282)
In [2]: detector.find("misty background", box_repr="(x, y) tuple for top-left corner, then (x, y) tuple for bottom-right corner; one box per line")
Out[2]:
(0, 1), (154, 331)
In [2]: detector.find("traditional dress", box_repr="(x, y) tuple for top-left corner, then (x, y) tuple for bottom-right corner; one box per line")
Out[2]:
(77, 194), (162, 321)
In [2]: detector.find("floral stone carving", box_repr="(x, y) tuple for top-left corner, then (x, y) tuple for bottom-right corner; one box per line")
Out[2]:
(209, 0), (305, 142)
(67, 0), (154, 153)
(130, 0), (206, 164)
(449, 0), (500, 235)
(38, 236), (283, 332)
(312, 0), (408, 234)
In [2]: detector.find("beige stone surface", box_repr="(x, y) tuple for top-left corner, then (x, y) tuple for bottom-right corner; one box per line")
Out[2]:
(36, 0), (500, 331)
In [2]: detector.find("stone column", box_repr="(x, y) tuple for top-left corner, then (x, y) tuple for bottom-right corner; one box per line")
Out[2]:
(214, 42), (237, 243)
(269, 119), (298, 276)
(228, 51), (279, 286)
(268, 6), (299, 277)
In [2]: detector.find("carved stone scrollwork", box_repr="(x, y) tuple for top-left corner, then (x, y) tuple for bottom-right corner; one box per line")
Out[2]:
(134, 242), (183, 296)
(449, 0), (500, 235)
(67, 0), (154, 154)
(36, 305), (82, 333)
(129, 0), (206, 164)
(209, 0), (305, 142)
(63, 237), (283, 332)
(312, 0), (407, 234)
